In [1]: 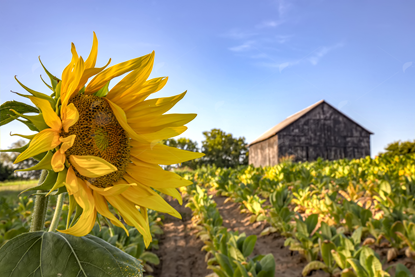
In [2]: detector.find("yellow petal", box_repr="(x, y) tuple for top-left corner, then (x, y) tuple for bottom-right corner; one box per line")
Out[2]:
(156, 187), (182, 205)
(69, 155), (117, 178)
(107, 52), (154, 101)
(62, 57), (85, 112)
(105, 99), (146, 142)
(65, 166), (79, 195)
(29, 97), (61, 131)
(138, 126), (187, 142)
(130, 141), (204, 165)
(121, 186), (181, 219)
(125, 91), (187, 121)
(125, 158), (192, 189)
(59, 135), (76, 152)
(74, 58), (112, 93)
(128, 114), (197, 134)
(85, 52), (153, 94)
(51, 150), (66, 172)
(93, 191), (129, 235)
(88, 181), (136, 197)
(59, 178), (96, 237)
(115, 77), (168, 111)
(105, 194), (152, 247)
(14, 129), (60, 164)
(84, 32), (98, 69)
(51, 135), (76, 172)
(62, 103), (79, 132)
(61, 43), (79, 101)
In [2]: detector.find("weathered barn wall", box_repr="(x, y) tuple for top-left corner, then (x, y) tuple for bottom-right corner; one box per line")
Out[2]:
(249, 101), (371, 166)
(277, 102), (370, 162)
(248, 135), (278, 167)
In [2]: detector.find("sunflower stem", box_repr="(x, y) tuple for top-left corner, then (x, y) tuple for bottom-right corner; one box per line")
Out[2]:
(30, 170), (49, 232)
(48, 193), (65, 232)
(102, 216), (115, 237)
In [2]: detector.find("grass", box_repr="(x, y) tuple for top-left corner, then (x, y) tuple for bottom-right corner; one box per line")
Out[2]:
(0, 179), (38, 187)
(0, 179), (39, 197)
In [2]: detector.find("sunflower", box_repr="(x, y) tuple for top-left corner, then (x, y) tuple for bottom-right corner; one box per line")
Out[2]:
(11, 32), (203, 246)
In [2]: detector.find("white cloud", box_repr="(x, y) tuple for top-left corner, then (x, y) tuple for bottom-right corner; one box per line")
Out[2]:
(261, 60), (300, 72)
(250, 53), (269, 59)
(256, 20), (284, 29)
(277, 0), (292, 18)
(229, 41), (255, 52)
(308, 43), (343, 65)
(257, 42), (344, 71)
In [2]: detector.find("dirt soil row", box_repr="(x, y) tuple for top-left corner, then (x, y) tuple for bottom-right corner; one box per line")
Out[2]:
(152, 198), (212, 277)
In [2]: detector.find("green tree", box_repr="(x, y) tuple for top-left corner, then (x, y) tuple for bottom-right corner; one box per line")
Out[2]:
(0, 162), (16, 182)
(0, 140), (41, 180)
(200, 128), (248, 168)
(163, 137), (200, 169)
(381, 140), (415, 156)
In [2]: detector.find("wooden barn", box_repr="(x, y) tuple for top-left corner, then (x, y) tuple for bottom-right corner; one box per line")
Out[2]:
(248, 100), (372, 167)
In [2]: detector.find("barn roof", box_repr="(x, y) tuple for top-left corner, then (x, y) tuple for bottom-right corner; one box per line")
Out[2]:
(248, 100), (373, 146)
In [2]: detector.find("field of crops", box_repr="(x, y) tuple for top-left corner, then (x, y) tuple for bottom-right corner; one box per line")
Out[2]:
(1, 154), (415, 277)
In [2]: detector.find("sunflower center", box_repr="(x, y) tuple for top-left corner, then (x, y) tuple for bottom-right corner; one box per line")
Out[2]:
(63, 94), (130, 188)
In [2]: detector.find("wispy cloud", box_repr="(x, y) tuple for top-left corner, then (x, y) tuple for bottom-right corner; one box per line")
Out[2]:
(308, 43), (343, 65)
(258, 42), (344, 72)
(256, 20), (284, 29)
(229, 41), (256, 52)
(275, 35), (293, 44)
(277, 0), (292, 18)
(261, 60), (301, 72)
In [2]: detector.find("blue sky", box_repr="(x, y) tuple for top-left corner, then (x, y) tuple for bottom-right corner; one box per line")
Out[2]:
(1, 0), (414, 156)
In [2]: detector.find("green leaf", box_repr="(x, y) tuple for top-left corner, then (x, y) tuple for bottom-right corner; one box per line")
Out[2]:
(229, 245), (245, 262)
(321, 240), (336, 267)
(40, 74), (53, 91)
(395, 264), (413, 277)
(10, 109), (48, 131)
(220, 233), (229, 257)
(208, 265), (229, 277)
(20, 170), (58, 194)
(0, 232), (144, 276)
(351, 227), (363, 245)
(341, 268), (358, 277)
(257, 254), (276, 277)
(15, 76), (56, 107)
(140, 251), (160, 265)
(305, 214), (319, 235)
(242, 235), (257, 257)
(3, 227), (27, 240)
(347, 258), (369, 277)
(234, 261), (250, 277)
(15, 150), (53, 172)
(320, 222), (332, 240)
(94, 81), (111, 97)
(0, 100), (38, 126)
(17, 118), (39, 131)
(39, 57), (60, 90)
(302, 261), (327, 276)
(216, 252), (235, 277)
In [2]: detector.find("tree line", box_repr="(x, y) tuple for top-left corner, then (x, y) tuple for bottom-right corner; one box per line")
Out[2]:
(164, 128), (248, 169)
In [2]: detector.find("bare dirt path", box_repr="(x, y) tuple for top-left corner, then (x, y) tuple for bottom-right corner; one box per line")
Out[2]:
(152, 198), (212, 277)
(213, 195), (329, 277)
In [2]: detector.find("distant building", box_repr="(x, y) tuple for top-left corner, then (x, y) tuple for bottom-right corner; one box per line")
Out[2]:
(248, 100), (372, 167)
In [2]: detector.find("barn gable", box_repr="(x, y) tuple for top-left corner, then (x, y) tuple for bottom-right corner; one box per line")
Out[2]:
(249, 100), (372, 167)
